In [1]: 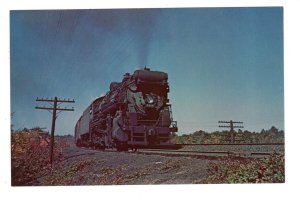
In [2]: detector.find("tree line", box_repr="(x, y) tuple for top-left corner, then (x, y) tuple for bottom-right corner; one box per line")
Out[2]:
(172, 126), (284, 144)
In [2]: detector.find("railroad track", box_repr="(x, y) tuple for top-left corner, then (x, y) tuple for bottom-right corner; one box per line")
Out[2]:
(177, 143), (284, 146)
(75, 143), (284, 160)
(136, 149), (282, 159)
(136, 143), (284, 159)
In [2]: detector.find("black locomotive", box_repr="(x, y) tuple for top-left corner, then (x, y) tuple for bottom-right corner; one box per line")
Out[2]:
(75, 67), (179, 151)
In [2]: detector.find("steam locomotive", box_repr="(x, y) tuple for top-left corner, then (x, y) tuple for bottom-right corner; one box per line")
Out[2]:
(75, 67), (179, 151)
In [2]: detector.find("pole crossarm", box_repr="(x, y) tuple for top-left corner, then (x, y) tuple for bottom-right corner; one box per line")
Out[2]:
(218, 125), (231, 128)
(56, 99), (75, 103)
(36, 98), (75, 103)
(233, 126), (244, 128)
(35, 106), (74, 111)
(218, 121), (243, 124)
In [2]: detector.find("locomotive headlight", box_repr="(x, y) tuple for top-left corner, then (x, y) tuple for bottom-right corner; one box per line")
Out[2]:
(146, 95), (154, 104)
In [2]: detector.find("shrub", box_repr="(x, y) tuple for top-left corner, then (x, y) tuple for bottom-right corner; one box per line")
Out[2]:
(11, 130), (68, 185)
(203, 153), (285, 184)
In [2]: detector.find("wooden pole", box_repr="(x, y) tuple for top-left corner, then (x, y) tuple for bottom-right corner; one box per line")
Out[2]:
(50, 96), (57, 164)
(35, 96), (74, 164)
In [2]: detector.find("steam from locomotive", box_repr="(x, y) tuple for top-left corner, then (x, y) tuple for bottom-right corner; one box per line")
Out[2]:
(75, 67), (178, 151)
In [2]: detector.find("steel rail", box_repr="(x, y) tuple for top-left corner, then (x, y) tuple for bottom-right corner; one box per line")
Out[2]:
(176, 143), (284, 146)
(137, 149), (283, 158)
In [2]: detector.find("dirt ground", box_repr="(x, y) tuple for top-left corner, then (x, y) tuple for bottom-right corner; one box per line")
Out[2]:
(35, 145), (218, 185)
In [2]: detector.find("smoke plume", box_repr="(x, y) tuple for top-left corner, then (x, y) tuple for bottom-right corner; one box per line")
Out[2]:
(90, 9), (159, 66)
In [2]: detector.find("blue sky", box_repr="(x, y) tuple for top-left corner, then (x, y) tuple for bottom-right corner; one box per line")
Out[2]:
(10, 7), (284, 135)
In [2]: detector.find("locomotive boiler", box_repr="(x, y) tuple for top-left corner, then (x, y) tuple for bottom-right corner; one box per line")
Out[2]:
(75, 67), (178, 151)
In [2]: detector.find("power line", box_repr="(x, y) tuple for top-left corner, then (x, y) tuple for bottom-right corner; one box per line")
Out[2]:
(35, 96), (75, 164)
(218, 120), (244, 144)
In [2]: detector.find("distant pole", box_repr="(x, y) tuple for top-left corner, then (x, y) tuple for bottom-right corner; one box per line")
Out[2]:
(229, 120), (234, 143)
(35, 97), (75, 164)
(218, 120), (244, 143)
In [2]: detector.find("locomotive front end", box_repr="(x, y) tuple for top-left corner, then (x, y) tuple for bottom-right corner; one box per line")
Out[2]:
(122, 68), (179, 149)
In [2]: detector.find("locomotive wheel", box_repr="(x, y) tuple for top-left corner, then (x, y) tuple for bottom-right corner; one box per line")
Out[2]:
(76, 139), (82, 147)
(116, 142), (128, 151)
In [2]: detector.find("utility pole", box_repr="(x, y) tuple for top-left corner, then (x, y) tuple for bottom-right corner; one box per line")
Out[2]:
(35, 97), (75, 164)
(218, 120), (244, 143)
